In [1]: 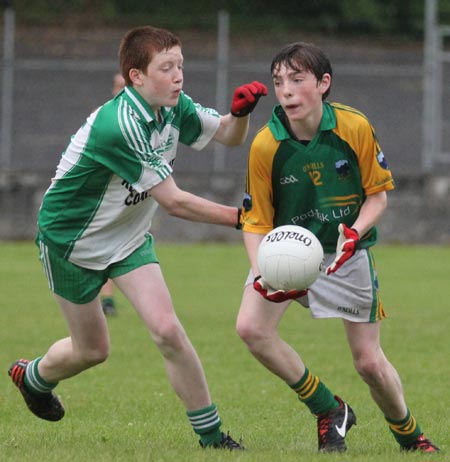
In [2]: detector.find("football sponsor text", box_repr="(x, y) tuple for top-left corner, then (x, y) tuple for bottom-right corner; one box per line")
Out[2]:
(292, 206), (351, 224)
(122, 180), (150, 206)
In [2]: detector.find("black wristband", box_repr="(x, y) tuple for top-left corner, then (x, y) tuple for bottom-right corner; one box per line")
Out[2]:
(235, 207), (242, 229)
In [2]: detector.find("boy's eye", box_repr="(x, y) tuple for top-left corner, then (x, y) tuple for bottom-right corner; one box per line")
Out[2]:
(161, 63), (183, 72)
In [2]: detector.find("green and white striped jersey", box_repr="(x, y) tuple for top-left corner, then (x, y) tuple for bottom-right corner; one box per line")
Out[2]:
(37, 86), (220, 270)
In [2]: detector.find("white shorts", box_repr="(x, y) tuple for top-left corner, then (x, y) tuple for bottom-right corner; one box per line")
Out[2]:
(245, 248), (386, 323)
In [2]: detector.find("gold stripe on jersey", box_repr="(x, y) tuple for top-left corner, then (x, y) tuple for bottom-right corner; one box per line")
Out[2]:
(319, 194), (362, 208)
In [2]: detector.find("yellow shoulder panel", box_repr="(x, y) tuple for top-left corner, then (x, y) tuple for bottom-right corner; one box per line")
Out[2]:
(242, 126), (280, 234)
(331, 103), (394, 194)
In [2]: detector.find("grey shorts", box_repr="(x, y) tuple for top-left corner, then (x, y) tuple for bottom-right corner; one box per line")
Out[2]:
(246, 248), (386, 323)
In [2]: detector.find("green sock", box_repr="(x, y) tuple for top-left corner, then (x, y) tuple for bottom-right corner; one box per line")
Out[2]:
(24, 357), (58, 396)
(385, 409), (422, 446)
(290, 368), (339, 415)
(187, 403), (222, 446)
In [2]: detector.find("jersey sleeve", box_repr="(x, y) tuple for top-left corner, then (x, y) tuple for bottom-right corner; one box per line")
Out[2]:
(178, 92), (220, 150)
(242, 126), (279, 235)
(92, 103), (173, 194)
(333, 106), (395, 196)
(359, 129), (395, 195)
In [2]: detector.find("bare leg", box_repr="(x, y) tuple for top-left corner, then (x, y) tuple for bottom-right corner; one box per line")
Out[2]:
(114, 263), (211, 411)
(38, 295), (110, 382)
(343, 319), (407, 420)
(236, 284), (305, 384)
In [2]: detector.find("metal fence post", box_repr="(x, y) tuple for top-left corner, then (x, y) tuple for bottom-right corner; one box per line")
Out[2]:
(213, 9), (229, 173)
(1, 6), (15, 169)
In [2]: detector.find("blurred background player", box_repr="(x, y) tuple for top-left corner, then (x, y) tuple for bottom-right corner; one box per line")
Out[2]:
(236, 42), (439, 454)
(100, 72), (126, 316)
(8, 25), (267, 450)
(112, 72), (126, 96)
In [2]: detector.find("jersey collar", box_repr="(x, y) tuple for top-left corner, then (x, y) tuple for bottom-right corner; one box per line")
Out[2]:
(269, 102), (337, 141)
(122, 86), (171, 124)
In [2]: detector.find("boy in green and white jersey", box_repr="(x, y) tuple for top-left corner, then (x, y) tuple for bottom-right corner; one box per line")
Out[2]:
(8, 25), (267, 450)
(37, 86), (226, 269)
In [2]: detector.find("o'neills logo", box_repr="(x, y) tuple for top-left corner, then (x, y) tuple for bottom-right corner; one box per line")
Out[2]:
(265, 231), (312, 246)
(337, 306), (360, 316)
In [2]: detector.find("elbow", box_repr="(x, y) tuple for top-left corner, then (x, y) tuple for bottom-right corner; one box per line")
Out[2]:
(163, 199), (182, 217)
(160, 191), (188, 218)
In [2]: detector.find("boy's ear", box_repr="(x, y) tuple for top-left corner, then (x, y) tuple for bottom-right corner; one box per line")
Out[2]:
(319, 73), (331, 91)
(129, 68), (142, 86)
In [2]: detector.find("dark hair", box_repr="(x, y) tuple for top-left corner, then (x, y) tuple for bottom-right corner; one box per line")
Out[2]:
(271, 42), (333, 99)
(119, 26), (182, 86)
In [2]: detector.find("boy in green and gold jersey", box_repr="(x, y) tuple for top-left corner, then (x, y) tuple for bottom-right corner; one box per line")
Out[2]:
(237, 42), (438, 454)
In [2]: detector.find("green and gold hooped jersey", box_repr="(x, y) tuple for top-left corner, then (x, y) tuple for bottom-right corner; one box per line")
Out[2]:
(242, 102), (394, 253)
(37, 87), (220, 270)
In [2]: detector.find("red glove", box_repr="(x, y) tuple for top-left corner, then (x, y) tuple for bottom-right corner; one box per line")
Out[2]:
(326, 224), (360, 275)
(253, 276), (308, 303)
(231, 81), (268, 117)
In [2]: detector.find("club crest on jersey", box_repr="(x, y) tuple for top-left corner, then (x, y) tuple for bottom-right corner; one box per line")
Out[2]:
(242, 192), (253, 211)
(335, 159), (350, 179)
(377, 151), (389, 169)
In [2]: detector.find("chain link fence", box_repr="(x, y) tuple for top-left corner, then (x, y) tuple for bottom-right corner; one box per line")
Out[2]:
(1, 9), (449, 242)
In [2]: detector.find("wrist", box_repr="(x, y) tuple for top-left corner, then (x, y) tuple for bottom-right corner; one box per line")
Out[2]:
(230, 110), (250, 118)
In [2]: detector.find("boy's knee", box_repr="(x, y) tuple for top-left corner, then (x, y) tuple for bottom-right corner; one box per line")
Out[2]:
(78, 344), (109, 368)
(354, 354), (385, 383)
(151, 318), (188, 357)
(236, 320), (268, 352)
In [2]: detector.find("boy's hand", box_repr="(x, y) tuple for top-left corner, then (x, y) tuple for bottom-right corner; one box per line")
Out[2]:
(231, 81), (268, 117)
(326, 224), (360, 275)
(253, 276), (308, 303)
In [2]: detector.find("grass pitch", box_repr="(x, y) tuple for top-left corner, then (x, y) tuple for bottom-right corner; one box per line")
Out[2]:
(0, 241), (449, 462)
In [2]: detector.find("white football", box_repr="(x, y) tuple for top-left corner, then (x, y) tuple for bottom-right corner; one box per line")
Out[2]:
(257, 225), (324, 291)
